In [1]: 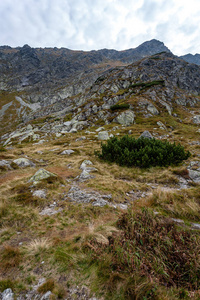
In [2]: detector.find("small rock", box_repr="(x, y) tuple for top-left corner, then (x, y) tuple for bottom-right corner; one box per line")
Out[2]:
(41, 291), (52, 300)
(96, 127), (104, 132)
(76, 136), (86, 141)
(39, 207), (63, 216)
(139, 130), (153, 139)
(80, 160), (93, 170)
(32, 190), (46, 198)
(98, 131), (109, 140)
(188, 169), (200, 182)
(157, 121), (167, 130)
(0, 160), (12, 170)
(191, 223), (200, 230)
(60, 150), (75, 155)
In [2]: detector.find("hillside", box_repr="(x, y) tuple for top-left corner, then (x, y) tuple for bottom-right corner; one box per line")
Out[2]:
(0, 40), (200, 299)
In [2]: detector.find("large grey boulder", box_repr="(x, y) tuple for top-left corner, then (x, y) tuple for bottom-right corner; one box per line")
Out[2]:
(98, 131), (109, 140)
(115, 110), (135, 126)
(139, 131), (153, 139)
(13, 158), (35, 168)
(29, 168), (56, 183)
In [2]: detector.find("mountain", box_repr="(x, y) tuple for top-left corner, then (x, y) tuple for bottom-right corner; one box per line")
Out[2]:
(180, 53), (200, 65)
(0, 40), (200, 299)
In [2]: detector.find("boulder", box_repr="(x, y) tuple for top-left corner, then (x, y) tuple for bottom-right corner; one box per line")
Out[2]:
(157, 121), (167, 130)
(1, 288), (14, 300)
(0, 160), (12, 170)
(147, 103), (159, 115)
(115, 110), (135, 126)
(32, 189), (46, 198)
(29, 168), (56, 183)
(80, 160), (93, 170)
(192, 115), (200, 124)
(139, 131), (153, 139)
(188, 169), (200, 182)
(60, 150), (75, 155)
(13, 158), (35, 168)
(98, 131), (109, 140)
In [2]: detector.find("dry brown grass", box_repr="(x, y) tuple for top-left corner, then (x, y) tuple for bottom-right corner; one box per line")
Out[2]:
(137, 187), (200, 222)
(0, 245), (21, 270)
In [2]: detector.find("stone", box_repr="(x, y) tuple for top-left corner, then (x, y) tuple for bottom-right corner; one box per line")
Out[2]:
(13, 158), (35, 168)
(29, 168), (56, 183)
(157, 121), (167, 130)
(60, 150), (75, 155)
(78, 170), (93, 181)
(0, 160), (12, 170)
(96, 127), (104, 132)
(191, 223), (200, 229)
(80, 160), (93, 170)
(68, 185), (112, 206)
(41, 291), (52, 300)
(188, 169), (200, 182)
(115, 110), (135, 126)
(75, 136), (86, 141)
(98, 131), (109, 140)
(39, 207), (63, 216)
(139, 130), (153, 139)
(1, 288), (14, 300)
(32, 189), (46, 198)
(192, 115), (200, 124)
(147, 103), (159, 115)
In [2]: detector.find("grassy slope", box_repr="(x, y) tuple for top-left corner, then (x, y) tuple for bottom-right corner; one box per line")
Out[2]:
(0, 108), (200, 299)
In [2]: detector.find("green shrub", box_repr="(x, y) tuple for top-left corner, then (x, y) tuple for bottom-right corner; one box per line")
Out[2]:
(110, 103), (130, 111)
(96, 135), (190, 168)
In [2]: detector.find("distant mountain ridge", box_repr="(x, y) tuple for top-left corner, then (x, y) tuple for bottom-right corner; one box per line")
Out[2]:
(0, 39), (200, 135)
(180, 53), (200, 65)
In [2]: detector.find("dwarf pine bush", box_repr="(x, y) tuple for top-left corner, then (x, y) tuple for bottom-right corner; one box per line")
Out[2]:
(96, 135), (190, 168)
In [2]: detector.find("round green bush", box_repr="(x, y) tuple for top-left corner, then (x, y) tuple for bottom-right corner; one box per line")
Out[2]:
(96, 135), (190, 168)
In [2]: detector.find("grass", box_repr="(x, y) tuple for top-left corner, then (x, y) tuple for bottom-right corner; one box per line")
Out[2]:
(0, 245), (21, 270)
(0, 107), (200, 299)
(83, 208), (200, 299)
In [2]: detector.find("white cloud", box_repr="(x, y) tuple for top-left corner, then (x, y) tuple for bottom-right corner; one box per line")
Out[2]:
(0, 0), (200, 55)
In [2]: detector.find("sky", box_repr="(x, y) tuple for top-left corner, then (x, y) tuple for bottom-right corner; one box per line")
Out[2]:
(0, 0), (200, 55)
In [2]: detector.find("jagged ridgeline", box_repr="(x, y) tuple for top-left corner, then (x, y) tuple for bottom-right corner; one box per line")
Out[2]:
(1, 39), (200, 137)
(96, 135), (191, 168)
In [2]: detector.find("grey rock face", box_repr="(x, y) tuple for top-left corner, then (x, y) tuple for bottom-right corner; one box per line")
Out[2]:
(98, 131), (109, 140)
(115, 110), (135, 126)
(139, 131), (153, 139)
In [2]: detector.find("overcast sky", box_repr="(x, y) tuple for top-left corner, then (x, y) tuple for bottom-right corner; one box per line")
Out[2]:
(0, 0), (200, 55)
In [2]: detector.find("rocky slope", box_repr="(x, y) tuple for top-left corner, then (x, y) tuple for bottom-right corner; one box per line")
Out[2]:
(0, 39), (172, 134)
(1, 40), (200, 299)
